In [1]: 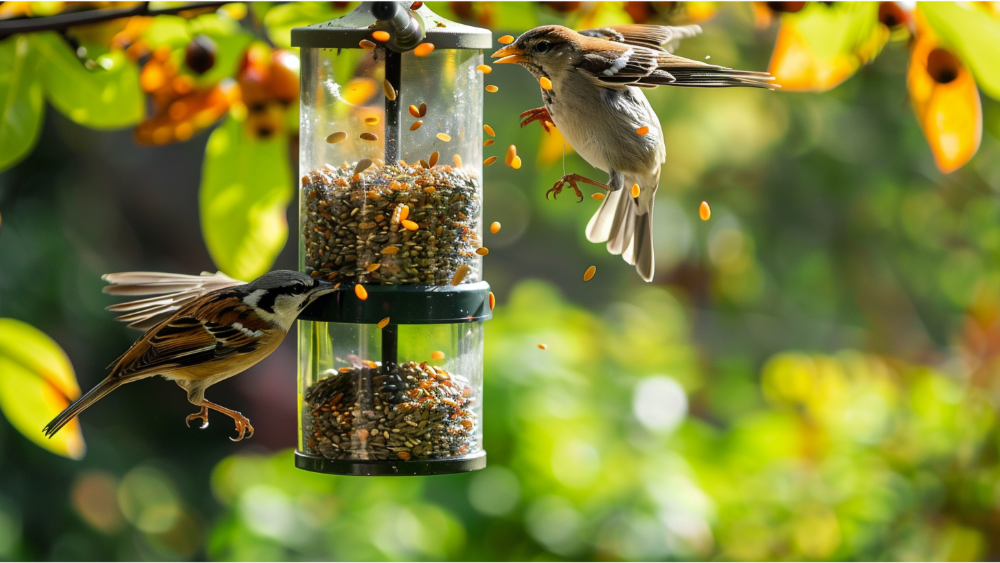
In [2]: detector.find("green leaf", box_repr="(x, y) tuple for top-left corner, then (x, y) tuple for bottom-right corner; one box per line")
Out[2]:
(263, 2), (346, 49)
(34, 32), (143, 130)
(922, 2), (1000, 101)
(0, 318), (85, 459)
(142, 15), (191, 49)
(0, 35), (44, 172)
(200, 117), (292, 281)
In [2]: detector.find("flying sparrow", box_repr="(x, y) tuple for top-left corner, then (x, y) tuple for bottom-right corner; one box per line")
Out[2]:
(492, 25), (775, 281)
(43, 270), (334, 441)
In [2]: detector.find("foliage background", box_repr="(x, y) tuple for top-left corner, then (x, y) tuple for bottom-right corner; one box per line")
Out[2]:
(2, 1), (1000, 561)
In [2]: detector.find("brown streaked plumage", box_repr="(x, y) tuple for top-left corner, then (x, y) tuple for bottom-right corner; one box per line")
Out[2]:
(492, 24), (775, 281)
(43, 270), (334, 441)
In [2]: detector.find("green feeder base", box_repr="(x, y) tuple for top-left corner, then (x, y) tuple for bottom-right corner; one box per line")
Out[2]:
(294, 450), (486, 476)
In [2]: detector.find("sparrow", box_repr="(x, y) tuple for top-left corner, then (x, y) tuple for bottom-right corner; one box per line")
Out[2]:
(43, 270), (334, 441)
(492, 25), (775, 281)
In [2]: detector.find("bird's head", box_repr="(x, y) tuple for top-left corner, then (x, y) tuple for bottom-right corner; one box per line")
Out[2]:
(491, 26), (577, 81)
(241, 270), (334, 329)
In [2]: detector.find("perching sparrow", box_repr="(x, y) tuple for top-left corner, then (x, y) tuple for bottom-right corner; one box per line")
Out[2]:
(492, 25), (775, 281)
(44, 270), (334, 441)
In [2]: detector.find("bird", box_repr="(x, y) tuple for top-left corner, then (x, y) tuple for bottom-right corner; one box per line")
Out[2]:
(43, 270), (335, 441)
(492, 24), (775, 281)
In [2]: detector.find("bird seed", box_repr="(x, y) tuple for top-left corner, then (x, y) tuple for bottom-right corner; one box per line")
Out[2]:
(302, 163), (482, 286)
(303, 361), (478, 461)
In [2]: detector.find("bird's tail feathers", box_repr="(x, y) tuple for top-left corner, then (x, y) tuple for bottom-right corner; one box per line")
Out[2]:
(43, 377), (122, 438)
(586, 186), (656, 282)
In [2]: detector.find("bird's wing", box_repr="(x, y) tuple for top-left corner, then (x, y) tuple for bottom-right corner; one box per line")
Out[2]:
(574, 39), (775, 89)
(103, 271), (246, 330)
(110, 296), (272, 379)
(578, 24), (702, 53)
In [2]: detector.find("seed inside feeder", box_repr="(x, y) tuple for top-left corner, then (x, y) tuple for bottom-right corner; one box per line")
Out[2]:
(360, 132), (378, 141)
(436, 133), (451, 142)
(408, 105), (421, 118)
(410, 120), (423, 131)
(327, 132), (347, 144)
(303, 362), (478, 462)
(382, 80), (396, 101)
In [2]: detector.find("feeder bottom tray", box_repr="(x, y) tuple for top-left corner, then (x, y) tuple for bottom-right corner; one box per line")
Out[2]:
(302, 360), (480, 470)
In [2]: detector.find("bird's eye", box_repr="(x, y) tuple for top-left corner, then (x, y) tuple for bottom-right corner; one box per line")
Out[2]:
(291, 283), (307, 294)
(535, 41), (552, 54)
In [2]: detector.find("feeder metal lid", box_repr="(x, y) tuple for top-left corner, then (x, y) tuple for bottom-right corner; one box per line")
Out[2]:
(291, 1), (492, 51)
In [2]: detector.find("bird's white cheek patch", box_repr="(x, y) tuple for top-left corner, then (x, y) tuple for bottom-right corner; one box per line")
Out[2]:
(232, 322), (263, 338)
(604, 48), (632, 76)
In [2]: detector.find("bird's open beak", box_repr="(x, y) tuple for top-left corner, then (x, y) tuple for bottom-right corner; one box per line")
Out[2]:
(491, 45), (527, 65)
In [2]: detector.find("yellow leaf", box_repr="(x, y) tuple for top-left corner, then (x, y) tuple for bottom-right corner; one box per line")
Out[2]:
(907, 27), (982, 173)
(536, 124), (574, 167)
(768, 3), (888, 92)
(0, 318), (85, 459)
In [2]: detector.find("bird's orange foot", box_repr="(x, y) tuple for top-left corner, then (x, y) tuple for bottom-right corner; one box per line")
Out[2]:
(547, 174), (609, 203)
(185, 406), (210, 430)
(520, 107), (553, 133)
(199, 400), (255, 441)
(228, 413), (254, 442)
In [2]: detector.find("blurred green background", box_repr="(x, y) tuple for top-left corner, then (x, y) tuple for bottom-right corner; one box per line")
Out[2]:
(2, 1), (1000, 561)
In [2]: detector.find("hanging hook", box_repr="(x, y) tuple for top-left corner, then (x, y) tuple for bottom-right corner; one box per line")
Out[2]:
(371, 1), (425, 52)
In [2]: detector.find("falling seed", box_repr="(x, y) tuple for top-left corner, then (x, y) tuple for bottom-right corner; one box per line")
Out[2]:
(382, 79), (397, 100)
(476, 247), (489, 256)
(419, 159), (429, 168)
(540, 76), (553, 90)
(584, 266), (596, 281)
(484, 124), (495, 137)
(431, 350), (445, 360)
(408, 105), (420, 118)
(488, 292), (495, 310)
(636, 126), (649, 136)
(355, 284), (368, 300)
(399, 204), (409, 221)
(436, 133), (451, 142)
(484, 156), (498, 165)
(419, 103), (427, 117)
(498, 35), (514, 44)
(705, 55), (711, 60)
(366, 263), (381, 272)
(378, 317), (390, 329)
(485, 85), (498, 93)
(537, 343), (547, 350)
(372, 30), (390, 42)
(410, 1), (422, 9)
(511, 155), (522, 169)
(360, 132), (378, 141)
(410, 120), (423, 131)
(490, 221), (501, 234)
(365, 116), (380, 125)
(631, 183), (640, 198)
(428, 151), (439, 167)
(326, 131), (347, 144)
(354, 159), (373, 174)
(477, 64), (492, 74)
(401, 219), (419, 231)
(453, 154), (462, 167)
(451, 264), (470, 285)
(699, 201), (711, 221)
(359, 40), (376, 50)
(483, 139), (495, 147)
(414, 42), (435, 56)
(592, 193), (605, 201)
(505, 144), (517, 166)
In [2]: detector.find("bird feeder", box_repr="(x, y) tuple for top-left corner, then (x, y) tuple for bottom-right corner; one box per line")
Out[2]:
(292, 2), (492, 476)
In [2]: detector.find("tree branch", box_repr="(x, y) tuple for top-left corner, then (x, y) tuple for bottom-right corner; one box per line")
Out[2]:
(0, 2), (235, 37)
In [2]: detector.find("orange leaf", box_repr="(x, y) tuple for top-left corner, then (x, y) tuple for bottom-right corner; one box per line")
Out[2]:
(768, 23), (860, 91)
(907, 31), (982, 173)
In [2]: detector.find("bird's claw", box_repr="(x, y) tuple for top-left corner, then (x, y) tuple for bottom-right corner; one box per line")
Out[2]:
(229, 412), (255, 442)
(520, 107), (553, 134)
(185, 408), (210, 430)
(547, 176), (585, 202)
